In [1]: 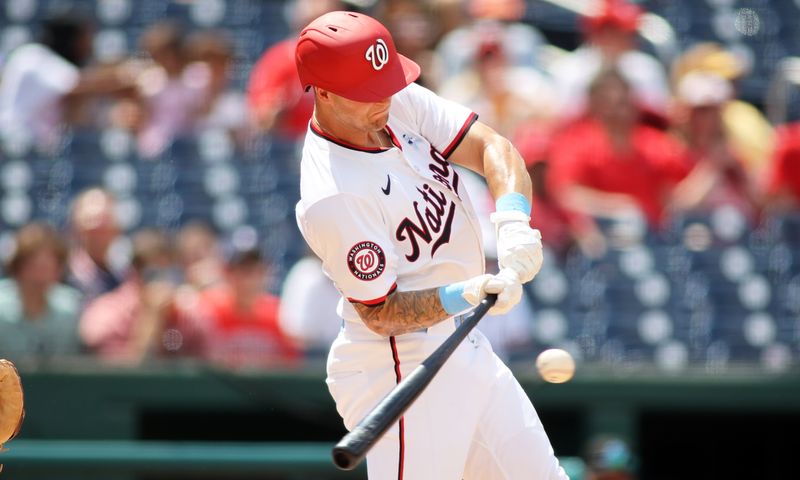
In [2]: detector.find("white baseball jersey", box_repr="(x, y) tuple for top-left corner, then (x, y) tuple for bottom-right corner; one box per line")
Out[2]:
(297, 82), (485, 323)
(296, 83), (568, 480)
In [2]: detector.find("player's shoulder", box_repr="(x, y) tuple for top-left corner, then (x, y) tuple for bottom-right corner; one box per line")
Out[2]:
(296, 190), (381, 245)
(2, 43), (49, 69)
(298, 133), (378, 207)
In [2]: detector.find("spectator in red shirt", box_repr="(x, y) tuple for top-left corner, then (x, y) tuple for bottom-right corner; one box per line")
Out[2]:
(198, 243), (298, 369)
(668, 72), (760, 222)
(247, 0), (342, 139)
(513, 122), (606, 259)
(80, 229), (205, 364)
(765, 122), (800, 213)
(548, 67), (691, 228)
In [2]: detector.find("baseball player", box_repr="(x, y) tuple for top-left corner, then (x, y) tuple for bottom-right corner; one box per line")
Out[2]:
(294, 11), (568, 480)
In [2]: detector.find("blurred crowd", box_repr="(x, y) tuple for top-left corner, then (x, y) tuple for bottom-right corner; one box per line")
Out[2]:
(0, 0), (799, 370)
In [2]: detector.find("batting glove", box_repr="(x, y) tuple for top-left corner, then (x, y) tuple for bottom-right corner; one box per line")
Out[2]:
(439, 269), (522, 316)
(491, 194), (543, 284)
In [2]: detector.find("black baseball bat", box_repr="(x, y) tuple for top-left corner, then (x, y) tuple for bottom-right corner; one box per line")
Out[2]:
(331, 293), (498, 471)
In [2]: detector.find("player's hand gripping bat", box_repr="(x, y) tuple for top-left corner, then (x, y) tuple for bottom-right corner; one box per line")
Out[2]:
(331, 294), (498, 470)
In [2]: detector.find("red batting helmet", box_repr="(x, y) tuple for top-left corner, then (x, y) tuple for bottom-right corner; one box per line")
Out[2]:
(295, 11), (421, 102)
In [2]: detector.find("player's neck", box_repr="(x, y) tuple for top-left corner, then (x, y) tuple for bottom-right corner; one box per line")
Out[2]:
(312, 112), (389, 150)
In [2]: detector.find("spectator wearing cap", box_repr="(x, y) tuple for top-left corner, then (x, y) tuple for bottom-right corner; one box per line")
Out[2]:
(668, 73), (760, 222)
(764, 122), (800, 212)
(197, 242), (298, 369)
(0, 12), (135, 149)
(549, 0), (669, 123)
(247, 0), (343, 139)
(0, 223), (82, 363)
(437, 21), (559, 138)
(548, 68), (691, 228)
(80, 229), (205, 364)
(671, 42), (774, 176)
(435, 0), (548, 85)
(67, 188), (126, 305)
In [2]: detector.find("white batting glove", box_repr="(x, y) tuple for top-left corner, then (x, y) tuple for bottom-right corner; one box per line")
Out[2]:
(461, 268), (522, 315)
(490, 210), (544, 284)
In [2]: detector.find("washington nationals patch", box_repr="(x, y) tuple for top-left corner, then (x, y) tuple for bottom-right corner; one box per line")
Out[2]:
(347, 241), (386, 281)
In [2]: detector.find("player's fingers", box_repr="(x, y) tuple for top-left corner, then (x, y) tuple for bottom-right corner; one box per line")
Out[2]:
(462, 274), (494, 305)
(501, 251), (537, 283)
(483, 275), (507, 295)
(488, 276), (522, 315)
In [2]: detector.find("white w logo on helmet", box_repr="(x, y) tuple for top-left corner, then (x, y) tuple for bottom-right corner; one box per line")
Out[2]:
(365, 38), (389, 71)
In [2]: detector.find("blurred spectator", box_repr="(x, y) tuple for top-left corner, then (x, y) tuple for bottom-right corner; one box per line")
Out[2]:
(67, 188), (126, 305)
(184, 30), (251, 142)
(438, 22), (558, 137)
(435, 0), (548, 85)
(379, 0), (440, 90)
(278, 254), (342, 355)
(0, 12), (134, 149)
(668, 73), (760, 221)
(80, 229), (204, 364)
(0, 223), (82, 362)
(198, 243), (298, 369)
(584, 435), (636, 480)
(549, 0), (669, 122)
(134, 22), (207, 158)
(671, 42), (774, 176)
(764, 122), (800, 212)
(175, 221), (223, 292)
(514, 123), (606, 259)
(548, 68), (690, 228)
(247, 0), (342, 139)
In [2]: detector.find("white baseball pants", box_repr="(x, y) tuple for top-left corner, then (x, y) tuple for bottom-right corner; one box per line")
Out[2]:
(327, 317), (569, 479)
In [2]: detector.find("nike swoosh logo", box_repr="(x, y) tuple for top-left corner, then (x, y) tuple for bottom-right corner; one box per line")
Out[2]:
(381, 175), (391, 195)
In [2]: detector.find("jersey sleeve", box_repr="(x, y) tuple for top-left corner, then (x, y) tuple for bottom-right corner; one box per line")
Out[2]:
(395, 82), (478, 159)
(296, 194), (398, 306)
(36, 47), (80, 95)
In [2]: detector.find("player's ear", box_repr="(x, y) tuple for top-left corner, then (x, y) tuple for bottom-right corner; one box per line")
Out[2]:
(315, 87), (332, 102)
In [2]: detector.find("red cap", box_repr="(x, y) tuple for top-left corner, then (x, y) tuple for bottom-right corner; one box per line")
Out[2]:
(583, 0), (642, 34)
(295, 11), (421, 102)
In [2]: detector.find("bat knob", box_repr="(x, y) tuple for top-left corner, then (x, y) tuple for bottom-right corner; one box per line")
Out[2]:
(332, 445), (360, 470)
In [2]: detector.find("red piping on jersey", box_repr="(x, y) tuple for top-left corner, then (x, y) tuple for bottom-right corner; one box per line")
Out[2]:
(310, 121), (392, 154)
(385, 125), (403, 150)
(441, 112), (479, 159)
(390, 336), (405, 480)
(347, 283), (398, 306)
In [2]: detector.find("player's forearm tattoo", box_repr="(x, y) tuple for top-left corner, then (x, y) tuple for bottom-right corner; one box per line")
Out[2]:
(352, 288), (450, 337)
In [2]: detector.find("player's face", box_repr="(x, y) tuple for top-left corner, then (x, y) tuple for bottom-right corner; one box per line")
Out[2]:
(328, 93), (392, 133)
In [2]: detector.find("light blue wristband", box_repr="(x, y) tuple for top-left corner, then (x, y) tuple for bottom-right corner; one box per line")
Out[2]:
(496, 192), (531, 216)
(438, 282), (471, 315)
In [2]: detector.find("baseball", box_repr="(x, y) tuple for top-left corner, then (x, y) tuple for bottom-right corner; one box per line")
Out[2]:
(536, 349), (575, 383)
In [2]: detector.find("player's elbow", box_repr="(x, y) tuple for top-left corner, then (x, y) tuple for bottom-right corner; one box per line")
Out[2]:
(362, 311), (397, 337)
(352, 302), (396, 337)
(353, 303), (403, 338)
